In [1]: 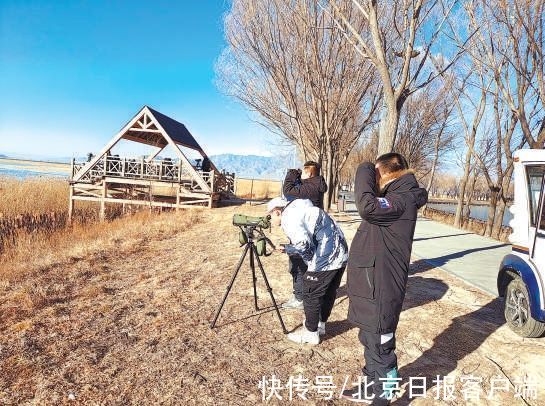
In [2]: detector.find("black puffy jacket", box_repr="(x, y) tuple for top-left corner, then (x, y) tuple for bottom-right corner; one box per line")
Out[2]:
(347, 163), (428, 334)
(283, 169), (328, 209)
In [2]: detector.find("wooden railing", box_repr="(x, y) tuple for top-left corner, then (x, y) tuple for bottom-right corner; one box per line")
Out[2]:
(72, 157), (235, 194)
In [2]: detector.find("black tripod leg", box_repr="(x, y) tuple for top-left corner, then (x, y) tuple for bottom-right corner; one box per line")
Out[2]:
(252, 245), (288, 334)
(249, 247), (259, 310)
(210, 243), (250, 329)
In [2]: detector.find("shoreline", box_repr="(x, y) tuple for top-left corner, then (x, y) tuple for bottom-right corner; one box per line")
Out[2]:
(0, 158), (71, 177)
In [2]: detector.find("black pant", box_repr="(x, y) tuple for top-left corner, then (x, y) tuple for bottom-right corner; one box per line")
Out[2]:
(302, 267), (345, 332)
(358, 329), (398, 398)
(288, 255), (307, 301)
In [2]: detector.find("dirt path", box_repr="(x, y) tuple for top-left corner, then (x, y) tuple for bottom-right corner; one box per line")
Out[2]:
(1, 205), (544, 405)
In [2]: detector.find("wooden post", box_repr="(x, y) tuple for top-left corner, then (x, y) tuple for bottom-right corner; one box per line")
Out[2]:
(100, 180), (107, 221)
(140, 157), (144, 179)
(250, 178), (254, 205)
(103, 155), (108, 176)
(121, 158), (125, 177)
(68, 158), (75, 224)
(68, 185), (74, 224)
(209, 171), (215, 208)
(176, 187), (181, 212)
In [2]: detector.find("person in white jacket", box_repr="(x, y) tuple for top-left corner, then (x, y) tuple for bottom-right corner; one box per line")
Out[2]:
(267, 197), (348, 345)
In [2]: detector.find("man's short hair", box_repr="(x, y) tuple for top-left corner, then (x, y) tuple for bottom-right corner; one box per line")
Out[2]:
(303, 161), (320, 177)
(375, 153), (408, 174)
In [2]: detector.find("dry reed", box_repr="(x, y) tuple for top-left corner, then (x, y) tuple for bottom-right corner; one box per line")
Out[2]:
(0, 177), (68, 216)
(0, 177), (99, 253)
(0, 177), (201, 282)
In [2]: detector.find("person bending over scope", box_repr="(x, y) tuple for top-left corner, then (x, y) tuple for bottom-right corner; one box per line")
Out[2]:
(267, 197), (348, 345)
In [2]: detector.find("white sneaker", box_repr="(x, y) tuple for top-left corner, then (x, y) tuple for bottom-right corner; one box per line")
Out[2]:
(318, 321), (326, 336)
(282, 296), (304, 310)
(304, 319), (326, 335)
(287, 323), (320, 345)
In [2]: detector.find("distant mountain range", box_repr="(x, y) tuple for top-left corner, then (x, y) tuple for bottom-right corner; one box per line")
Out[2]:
(210, 154), (300, 180)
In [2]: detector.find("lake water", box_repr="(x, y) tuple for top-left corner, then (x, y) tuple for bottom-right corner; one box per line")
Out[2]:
(0, 167), (68, 179)
(339, 192), (512, 226)
(426, 202), (513, 226)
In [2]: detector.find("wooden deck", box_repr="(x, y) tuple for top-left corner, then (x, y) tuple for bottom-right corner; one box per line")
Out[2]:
(69, 156), (235, 220)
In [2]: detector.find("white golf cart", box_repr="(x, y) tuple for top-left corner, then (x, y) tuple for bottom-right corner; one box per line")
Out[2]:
(498, 149), (545, 338)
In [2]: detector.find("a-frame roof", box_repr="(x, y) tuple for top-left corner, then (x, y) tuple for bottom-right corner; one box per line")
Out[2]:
(146, 106), (203, 151)
(122, 106), (204, 152)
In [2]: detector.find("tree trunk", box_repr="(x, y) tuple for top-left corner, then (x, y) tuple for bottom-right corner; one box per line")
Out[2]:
(323, 146), (334, 211)
(485, 189), (498, 237)
(493, 198), (507, 240)
(377, 105), (399, 156)
(426, 148), (440, 192)
(463, 173), (476, 225)
(454, 150), (472, 228)
(492, 170), (513, 239)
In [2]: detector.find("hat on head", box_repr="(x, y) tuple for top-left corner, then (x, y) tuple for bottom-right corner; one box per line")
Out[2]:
(267, 197), (288, 213)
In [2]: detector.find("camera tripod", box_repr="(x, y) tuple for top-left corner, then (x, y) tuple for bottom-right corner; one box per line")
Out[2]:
(210, 225), (288, 334)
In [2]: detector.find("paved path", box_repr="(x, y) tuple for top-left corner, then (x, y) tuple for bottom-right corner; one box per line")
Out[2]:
(342, 205), (511, 296)
(412, 218), (511, 295)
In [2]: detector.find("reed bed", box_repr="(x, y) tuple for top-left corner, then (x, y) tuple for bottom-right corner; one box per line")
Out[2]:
(0, 177), (195, 279)
(0, 177), (69, 216)
(0, 177), (100, 254)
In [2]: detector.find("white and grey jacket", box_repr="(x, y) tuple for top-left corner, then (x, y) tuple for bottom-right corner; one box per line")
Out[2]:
(281, 199), (348, 272)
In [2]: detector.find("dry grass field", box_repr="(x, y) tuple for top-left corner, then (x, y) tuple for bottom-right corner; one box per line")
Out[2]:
(1, 196), (544, 405)
(0, 177), (99, 262)
(235, 178), (282, 200)
(0, 177), (69, 216)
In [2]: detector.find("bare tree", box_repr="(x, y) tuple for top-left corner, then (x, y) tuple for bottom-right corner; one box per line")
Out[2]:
(465, 0), (544, 148)
(395, 80), (456, 182)
(471, 87), (524, 238)
(324, 0), (465, 155)
(339, 130), (378, 188)
(217, 0), (381, 209)
(448, 0), (533, 237)
(450, 68), (491, 229)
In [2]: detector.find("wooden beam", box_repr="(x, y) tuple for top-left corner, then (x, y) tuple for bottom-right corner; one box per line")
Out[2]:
(99, 181), (107, 221)
(72, 195), (208, 208)
(68, 185), (74, 224)
(72, 106), (150, 182)
(128, 128), (162, 133)
(123, 134), (166, 147)
(145, 106), (211, 193)
(176, 187), (181, 212)
(73, 188), (102, 198)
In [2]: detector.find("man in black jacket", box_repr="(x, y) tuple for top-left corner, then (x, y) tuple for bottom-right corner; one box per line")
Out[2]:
(342, 153), (428, 404)
(283, 161), (328, 209)
(281, 161), (328, 309)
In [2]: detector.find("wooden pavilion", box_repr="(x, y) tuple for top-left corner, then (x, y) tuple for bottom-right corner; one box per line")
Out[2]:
(69, 106), (235, 221)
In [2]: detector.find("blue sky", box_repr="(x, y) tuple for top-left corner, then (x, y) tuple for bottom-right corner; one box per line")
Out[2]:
(0, 0), (277, 159)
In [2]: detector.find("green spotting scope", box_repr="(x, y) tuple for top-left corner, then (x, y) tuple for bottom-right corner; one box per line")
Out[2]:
(233, 214), (273, 256)
(232, 214), (271, 229)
